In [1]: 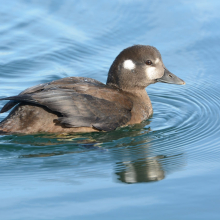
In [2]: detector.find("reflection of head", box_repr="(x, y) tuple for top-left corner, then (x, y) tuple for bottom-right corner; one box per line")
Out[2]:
(114, 151), (185, 184)
(115, 157), (165, 183)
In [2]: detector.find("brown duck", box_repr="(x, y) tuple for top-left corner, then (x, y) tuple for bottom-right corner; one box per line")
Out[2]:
(0, 45), (185, 134)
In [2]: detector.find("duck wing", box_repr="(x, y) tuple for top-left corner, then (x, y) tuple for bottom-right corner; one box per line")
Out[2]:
(0, 77), (104, 113)
(0, 77), (132, 131)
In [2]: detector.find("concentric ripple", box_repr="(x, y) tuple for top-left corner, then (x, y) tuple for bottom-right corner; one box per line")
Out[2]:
(148, 79), (220, 162)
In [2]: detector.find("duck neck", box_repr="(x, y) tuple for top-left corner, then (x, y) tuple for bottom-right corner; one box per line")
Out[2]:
(122, 88), (153, 122)
(124, 88), (151, 105)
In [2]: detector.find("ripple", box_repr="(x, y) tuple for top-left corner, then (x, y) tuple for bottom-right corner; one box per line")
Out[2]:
(148, 79), (220, 162)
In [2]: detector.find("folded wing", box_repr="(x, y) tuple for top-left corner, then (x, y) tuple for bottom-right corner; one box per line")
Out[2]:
(0, 77), (132, 131)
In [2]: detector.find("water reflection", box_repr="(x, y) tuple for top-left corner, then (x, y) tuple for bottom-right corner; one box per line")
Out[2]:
(1, 120), (185, 184)
(111, 134), (185, 183)
(115, 157), (165, 183)
(115, 154), (184, 183)
(116, 157), (165, 183)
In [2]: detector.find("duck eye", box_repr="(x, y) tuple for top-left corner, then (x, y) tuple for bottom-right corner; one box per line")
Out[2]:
(145, 60), (152, 65)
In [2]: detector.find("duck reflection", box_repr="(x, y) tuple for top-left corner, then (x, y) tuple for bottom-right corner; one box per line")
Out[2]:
(115, 157), (165, 183)
(114, 152), (184, 184)
(5, 120), (185, 184)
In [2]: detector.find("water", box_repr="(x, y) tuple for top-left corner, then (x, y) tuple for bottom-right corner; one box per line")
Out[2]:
(0, 0), (220, 219)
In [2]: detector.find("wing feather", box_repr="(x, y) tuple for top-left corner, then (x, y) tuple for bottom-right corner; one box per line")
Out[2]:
(0, 77), (132, 131)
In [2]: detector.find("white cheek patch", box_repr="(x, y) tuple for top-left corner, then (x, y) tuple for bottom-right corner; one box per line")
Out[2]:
(155, 58), (160, 64)
(146, 67), (157, 80)
(123, 59), (136, 70)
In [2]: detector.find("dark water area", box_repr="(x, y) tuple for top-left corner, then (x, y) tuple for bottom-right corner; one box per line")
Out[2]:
(0, 0), (220, 219)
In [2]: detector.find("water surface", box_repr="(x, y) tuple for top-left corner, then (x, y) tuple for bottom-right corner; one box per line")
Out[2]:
(0, 0), (220, 219)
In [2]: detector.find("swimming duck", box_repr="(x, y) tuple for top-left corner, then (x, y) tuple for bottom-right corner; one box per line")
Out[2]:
(0, 45), (185, 134)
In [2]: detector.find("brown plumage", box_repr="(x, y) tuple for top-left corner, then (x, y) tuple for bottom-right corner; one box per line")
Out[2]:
(0, 45), (185, 134)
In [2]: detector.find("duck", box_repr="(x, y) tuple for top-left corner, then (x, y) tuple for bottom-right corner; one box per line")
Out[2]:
(0, 45), (185, 134)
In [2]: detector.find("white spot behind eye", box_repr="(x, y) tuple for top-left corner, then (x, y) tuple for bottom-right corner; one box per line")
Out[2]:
(123, 60), (136, 70)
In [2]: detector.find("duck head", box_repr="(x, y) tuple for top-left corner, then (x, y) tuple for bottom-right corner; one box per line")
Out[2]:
(106, 45), (185, 90)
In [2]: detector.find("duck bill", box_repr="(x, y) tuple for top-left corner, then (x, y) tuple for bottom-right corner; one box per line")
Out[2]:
(156, 69), (185, 85)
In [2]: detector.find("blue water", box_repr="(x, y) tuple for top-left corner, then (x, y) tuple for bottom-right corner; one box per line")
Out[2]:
(1, 0), (220, 219)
